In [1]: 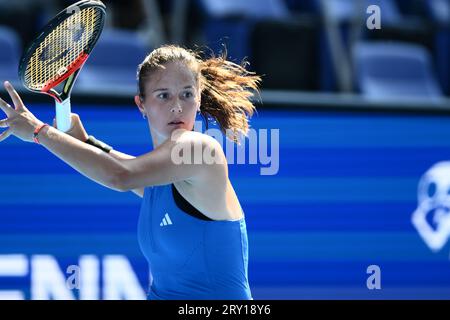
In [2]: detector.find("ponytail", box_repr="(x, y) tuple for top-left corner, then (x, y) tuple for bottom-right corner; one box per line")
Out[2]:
(200, 55), (261, 142)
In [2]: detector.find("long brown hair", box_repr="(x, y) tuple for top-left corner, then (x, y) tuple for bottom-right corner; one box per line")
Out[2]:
(137, 45), (261, 142)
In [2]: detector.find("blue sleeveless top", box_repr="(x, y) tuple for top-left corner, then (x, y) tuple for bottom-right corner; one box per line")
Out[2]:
(137, 183), (252, 300)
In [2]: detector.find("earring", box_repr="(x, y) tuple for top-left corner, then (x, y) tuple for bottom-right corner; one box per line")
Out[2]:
(142, 113), (147, 119)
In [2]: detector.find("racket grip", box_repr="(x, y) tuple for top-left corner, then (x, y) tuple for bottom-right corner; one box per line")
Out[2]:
(55, 98), (72, 132)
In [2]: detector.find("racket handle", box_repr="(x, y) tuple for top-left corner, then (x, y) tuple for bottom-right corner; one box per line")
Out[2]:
(55, 98), (72, 132)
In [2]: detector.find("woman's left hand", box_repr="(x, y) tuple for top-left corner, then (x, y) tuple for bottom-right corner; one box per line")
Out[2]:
(0, 81), (44, 143)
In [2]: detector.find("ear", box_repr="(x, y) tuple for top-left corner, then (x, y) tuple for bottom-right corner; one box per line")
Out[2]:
(134, 95), (145, 114)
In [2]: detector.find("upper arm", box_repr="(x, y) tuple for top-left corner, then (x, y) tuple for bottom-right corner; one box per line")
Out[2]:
(116, 130), (227, 191)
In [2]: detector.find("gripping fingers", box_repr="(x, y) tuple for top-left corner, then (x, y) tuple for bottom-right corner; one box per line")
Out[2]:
(0, 128), (11, 142)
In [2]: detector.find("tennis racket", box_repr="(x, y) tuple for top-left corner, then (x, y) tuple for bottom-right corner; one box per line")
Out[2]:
(18, 0), (106, 132)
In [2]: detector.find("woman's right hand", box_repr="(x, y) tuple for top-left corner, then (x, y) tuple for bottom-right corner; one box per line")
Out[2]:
(54, 113), (89, 142)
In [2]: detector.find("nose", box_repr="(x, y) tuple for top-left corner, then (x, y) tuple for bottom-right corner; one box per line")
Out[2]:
(170, 102), (182, 113)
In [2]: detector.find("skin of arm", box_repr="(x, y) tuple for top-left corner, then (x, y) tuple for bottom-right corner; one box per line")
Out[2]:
(37, 126), (225, 194)
(55, 113), (144, 197)
(109, 150), (143, 197)
(0, 82), (226, 199)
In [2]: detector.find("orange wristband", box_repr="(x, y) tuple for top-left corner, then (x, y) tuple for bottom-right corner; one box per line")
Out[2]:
(33, 123), (49, 144)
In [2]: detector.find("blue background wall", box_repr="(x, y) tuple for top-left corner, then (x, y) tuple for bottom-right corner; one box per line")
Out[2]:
(1, 104), (450, 299)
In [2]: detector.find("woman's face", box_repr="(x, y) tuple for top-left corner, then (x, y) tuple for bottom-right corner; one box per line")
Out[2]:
(137, 61), (201, 141)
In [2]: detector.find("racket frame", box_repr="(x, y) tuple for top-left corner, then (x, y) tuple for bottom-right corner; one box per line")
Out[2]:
(18, 0), (106, 132)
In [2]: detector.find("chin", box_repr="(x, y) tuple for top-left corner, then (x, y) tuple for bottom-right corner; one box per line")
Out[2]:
(166, 125), (185, 137)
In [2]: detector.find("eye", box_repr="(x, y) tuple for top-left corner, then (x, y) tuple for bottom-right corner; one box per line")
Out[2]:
(157, 92), (169, 99)
(182, 91), (194, 99)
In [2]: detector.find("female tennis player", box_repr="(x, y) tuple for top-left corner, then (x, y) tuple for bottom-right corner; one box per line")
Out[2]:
(0, 45), (260, 300)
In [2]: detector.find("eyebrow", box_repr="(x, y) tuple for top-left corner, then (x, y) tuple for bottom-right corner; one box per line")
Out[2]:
(152, 86), (194, 93)
(152, 88), (168, 93)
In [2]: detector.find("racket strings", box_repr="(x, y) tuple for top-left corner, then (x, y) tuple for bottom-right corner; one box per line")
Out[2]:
(24, 6), (103, 90)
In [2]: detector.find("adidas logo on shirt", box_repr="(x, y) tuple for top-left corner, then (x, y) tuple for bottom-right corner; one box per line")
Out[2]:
(160, 213), (173, 227)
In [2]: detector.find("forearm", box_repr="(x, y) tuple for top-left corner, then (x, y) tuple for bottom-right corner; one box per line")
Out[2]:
(37, 125), (126, 190)
(110, 149), (136, 160)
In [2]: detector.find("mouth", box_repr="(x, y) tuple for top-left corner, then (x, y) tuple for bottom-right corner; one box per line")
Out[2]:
(168, 120), (185, 125)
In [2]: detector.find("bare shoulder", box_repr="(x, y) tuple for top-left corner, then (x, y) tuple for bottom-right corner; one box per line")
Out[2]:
(170, 131), (244, 220)
(171, 129), (224, 151)
(170, 129), (228, 184)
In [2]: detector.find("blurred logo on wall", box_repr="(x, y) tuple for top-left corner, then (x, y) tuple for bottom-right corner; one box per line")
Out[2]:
(412, 162), (450, 255)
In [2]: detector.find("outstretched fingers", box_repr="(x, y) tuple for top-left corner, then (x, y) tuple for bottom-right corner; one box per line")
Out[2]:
(0, 128), (11, 142)
(4, 81), (25, 111)
(0, 96), (14, 117)
(0, 118), (8, 128)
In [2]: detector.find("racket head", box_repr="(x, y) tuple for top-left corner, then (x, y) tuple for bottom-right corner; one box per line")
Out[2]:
(18, 0), (106, 100)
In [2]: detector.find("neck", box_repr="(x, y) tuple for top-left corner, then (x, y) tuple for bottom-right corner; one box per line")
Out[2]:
(151, 135), (159, 148)
(150, 127), (166, 148)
